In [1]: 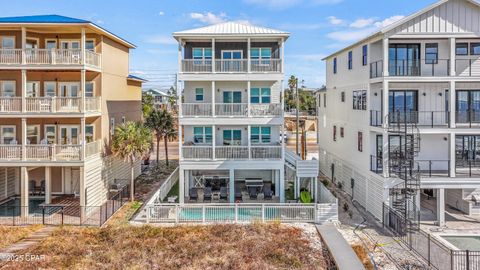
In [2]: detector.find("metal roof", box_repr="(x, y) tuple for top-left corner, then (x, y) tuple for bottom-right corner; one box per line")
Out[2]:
(127, 74), (147, 82)
(0, 14), (136, 48)
(173, 21), (289, 38)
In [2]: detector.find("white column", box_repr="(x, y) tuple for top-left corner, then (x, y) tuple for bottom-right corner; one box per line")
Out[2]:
(279, 167), (285, 203)
(247, 38), (251, 73)
(247, 81), (251, 117)
(274, 170), (280, 196)
(281, 38), (285, 73)
(178, 39), (182, 72)
(229, 168), (235, 203)
(80, 28), (86, 65)
(437, 188), (445, 227)
(21, 70), (26, 113)
(449, 37), (456, 76)
(212, 125), (216, 160)
(449, 81), (456, 128)
(20, 166), (28, 218)
(45, 167), (51, 204)
(81, 118), (86, 160)
(79, 166), (85, 223)
(21, 27), (26, 64)
(382, 80), (389, 178)
(382, 38), (389, 76)
(80, 69), (86, 113)
(211, 81), (216, 117)
(382, 132), (389, 178)
(179, 168), (185, 204)
(247, 125), (251, 159)
(179, 125), (183, 160)
(21, 118), (26, 160)
(212, 38), (216, 73)
(314, 177), (318, 203)
(449, 132), (456, 178)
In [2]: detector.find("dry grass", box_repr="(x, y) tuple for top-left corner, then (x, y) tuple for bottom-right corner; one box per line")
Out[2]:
(352, 245), (375, 270)
(4, 222), (326, 270)
(0, 225), (43, 249)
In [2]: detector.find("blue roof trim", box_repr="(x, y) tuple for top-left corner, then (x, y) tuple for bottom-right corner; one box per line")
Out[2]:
(128, 75), (147, 82)
(0, 15), (136, 48)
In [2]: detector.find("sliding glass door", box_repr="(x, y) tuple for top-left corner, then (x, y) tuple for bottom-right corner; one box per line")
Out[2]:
(388, 90), (418, 123)
(389, 44), (420, 76)
(456, 90), (480, 123)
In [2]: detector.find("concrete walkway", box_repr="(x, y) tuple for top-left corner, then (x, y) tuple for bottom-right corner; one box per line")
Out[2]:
(0, 226), (56, 261)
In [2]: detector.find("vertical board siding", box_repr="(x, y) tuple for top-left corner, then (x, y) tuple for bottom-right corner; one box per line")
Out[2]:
(6, 168), (16, 198)
(0, 169), (5, 201)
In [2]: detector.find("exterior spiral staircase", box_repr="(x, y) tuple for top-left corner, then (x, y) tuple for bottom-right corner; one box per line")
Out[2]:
(386, 111), (421, 232)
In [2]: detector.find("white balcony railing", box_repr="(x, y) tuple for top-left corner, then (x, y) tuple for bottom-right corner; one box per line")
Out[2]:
(182, 146), (213, 160)
(181, 59), (212, 73)
(180, 59), (282, 73)
(215, 146), (250, 160)
(0, 140), (102, 162)
(0, 49), (102, 69)
(25, 97), (53, 112)
(250, 146), (282, 159)
(56, 97), (81, 112)
(0, 97), (22, 113)
(215, 59), (248, 73)
(85, 97), (101, 112)
(181, 146), (282, 160)
(215, 103), (248, 116)
(182, 103), (212, 117)
(250, 104), (282, 117)
(250, 59), (282, 72)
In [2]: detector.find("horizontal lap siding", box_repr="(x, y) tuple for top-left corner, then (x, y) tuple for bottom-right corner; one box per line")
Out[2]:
(6, 168), (17, 198)
(85, 154), (105, 207)
(0, 169), (5, 201)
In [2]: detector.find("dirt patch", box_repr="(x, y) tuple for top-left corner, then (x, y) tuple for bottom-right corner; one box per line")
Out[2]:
(134, 160), (178, 202)
(0, 225), (43, 249)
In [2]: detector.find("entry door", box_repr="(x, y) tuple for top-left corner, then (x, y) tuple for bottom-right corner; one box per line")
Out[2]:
(59, 126), (80, 145)
(388, 90), (418, 123)
(58, 83), (79, 97)
(58, 83), (79, 111)
(26, 39), (38, 49)
(221, 50), (243, 71)
(60, 41), (81, 64)
(71, 169), (80, 195)
(222, 91), (243, 115)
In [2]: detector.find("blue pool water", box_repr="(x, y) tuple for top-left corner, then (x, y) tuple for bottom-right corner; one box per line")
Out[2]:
(0, 198), (46, 216)
(441, 235), (480, 251)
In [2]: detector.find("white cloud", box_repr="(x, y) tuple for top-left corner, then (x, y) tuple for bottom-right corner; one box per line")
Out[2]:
(374, 15), (405, 28)
(189, 12), (227, 24)
(146, 35), (177, 45)
(349, 18), (375, 28)
(327, 16), (344, 26)
(158, 11), (165, 16)
(311, 0), (343, 5)
(326, 27), (377, 42)
(243, 0), (342, 9)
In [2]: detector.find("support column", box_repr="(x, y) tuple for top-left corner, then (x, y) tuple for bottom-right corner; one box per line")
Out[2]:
(80, 69), (86, 113)
(81, 118), (86, 160)
(382, 80), (389, 178)
(211, 81), (216, 117)
(21, 70), (26, 113)
(212, 125), (216, 160)
(247, 125), (251, 159)
(247, 81), (251, 117)
(179, 169), (185, 204)
(247, 38), (251, 73)
(314, 177), (318, 203)
(449, 37), (456, 76)
(281, 38), (285, 73)
(229, 168), (235, 203)
(45, 167), (51, 204)
(449, 81), (456, 128)
(437, 188), (445, 227)
(177, 38), (182, 72)
(382, 38), (389, 76)
(80, 28), (86, 65)
(279, 167), (285, 203)
(274, 170), (280, 196)
(20, 167), (28, 218)
(21, 27), (26, 64)
(79, 166), (85, 223)
(382, 132), (389, 178)
(449, 132), (456, 177)
(212, 38), (216, 73)
(21, 118), (26, 160)
(179, 125), (183, 160)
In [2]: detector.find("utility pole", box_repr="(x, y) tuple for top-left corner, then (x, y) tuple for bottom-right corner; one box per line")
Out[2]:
(295, 78), (300, 156)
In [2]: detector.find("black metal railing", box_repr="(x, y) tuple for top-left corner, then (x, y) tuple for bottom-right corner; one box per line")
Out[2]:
(388, 111), (449, 127)
(370, 60), (383, 78)
(416, 160), (450, 178)
(370, 110), (383, 127)
(456, 160), (480, 178)
(455, 59), (480, 77)
(456, 110), (480, 127)
(389, 59), (450, 77)
(0, 185), (129, 227)
(370, 155), (383, 174)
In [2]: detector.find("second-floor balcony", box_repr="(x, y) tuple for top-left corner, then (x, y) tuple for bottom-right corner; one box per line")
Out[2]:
(370, 110), (450, 128)
(0, 97), (101, 114)
(181, 59), (282, 73)
(181, 103), (282, 118)
(370, 59), (480, 78)
(182, 145), (282, 160)
(0, 49), (101, 69)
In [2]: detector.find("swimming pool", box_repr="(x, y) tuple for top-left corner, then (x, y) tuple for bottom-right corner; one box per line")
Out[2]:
(0, 198), (46, 216)
(440, 235), (480, 251)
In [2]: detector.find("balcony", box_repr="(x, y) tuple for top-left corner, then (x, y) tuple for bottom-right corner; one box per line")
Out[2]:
(370, 111), (450, 128)
(0, 49), (101, 69)
(181, 145), (282, 161)
(0, 140), (101, 162)
(180, 59), (282, 73)
(181, 103), (282, 118)
(0, 97), (101, 114)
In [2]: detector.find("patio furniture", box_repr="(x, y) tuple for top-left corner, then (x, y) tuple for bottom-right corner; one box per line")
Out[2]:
(189, 188), (198, 202)
(29, 180), (36, 195)
(235, 188), (243, 201)
(220, 187), (228, 201)
(248, 187), (258, 199)
(263, 187), (273, 200)
(204, 187), (212, 201)
(40, 180), (46, 195)
(245, 178), (264, 189)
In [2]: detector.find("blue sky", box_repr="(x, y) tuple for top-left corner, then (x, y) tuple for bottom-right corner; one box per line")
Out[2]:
(1, 0), (441, 88)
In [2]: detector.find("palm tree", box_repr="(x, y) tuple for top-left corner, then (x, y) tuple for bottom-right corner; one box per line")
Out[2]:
(111, 121), (152, 201)
(145, 109), (177, 166)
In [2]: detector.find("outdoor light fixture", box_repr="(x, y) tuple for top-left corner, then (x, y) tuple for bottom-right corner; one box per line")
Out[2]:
(374, 92), (378, 96)
(422, 92), (426, 96)
(439, 93), (443, 96)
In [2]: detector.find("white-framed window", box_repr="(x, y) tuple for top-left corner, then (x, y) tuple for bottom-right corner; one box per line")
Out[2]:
(27, 125), (40, 144)
(85, 40), (95, 51)
(85, 125), (94, 143)
(110, 117), (115, 135)
(60, 40), (80, 50)
(0, 125), (16, 144)
(85, 82), (94, 97)
(251, 126), (271, 144)
(44, 82), (56, 97)
(44, 125), (56, 144)
(251, 47), (271, 64)
(45, 39), (57, 50)
(26, 81), (40, 97)
(223, 129), (241, 146)
(250, 87), (271, 104)
(1, 36), (15, 49)
(222, 50), (243, 59)
(193, 126), (212, 144)
(0, 81), (15, 97)
(121, 116), (126, 124)
(193, 48), (212, 60)
(195, 88), (204, 102)
(352, 90), (367, 110)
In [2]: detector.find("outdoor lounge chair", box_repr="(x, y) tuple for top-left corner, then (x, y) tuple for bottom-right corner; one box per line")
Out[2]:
(235, 188), (243, 202)
(189, 188), (198, 201)
(263, 187), (273, 200)
(220, 187), (228, 201)
(248, 187), (258, 199)
(203, 187), (212, 201)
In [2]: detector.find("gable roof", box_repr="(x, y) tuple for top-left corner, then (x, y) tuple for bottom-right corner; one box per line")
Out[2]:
(173, 21), (289, 39)
(0, 14), (135, 48)
(127, 74), (147, 82)
(143, 88), (169, 96)
(323, 0), (480, 60)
